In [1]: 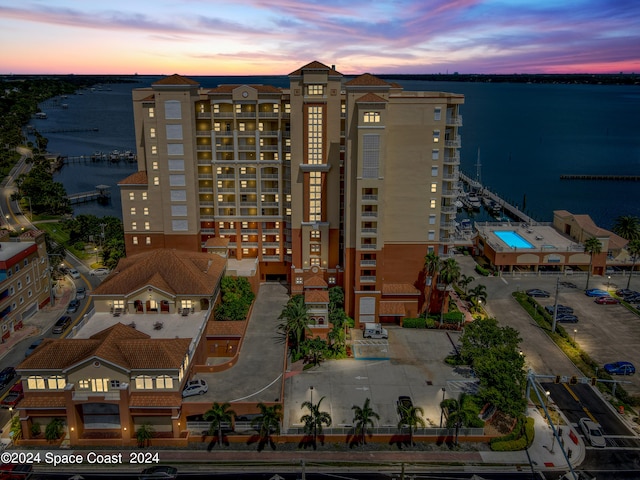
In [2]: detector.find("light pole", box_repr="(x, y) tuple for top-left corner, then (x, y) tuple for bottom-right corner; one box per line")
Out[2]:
(440, 387), (446, 428)
(607, 275), (611, 290)
(545, 390), (551, 408)
(573, 329), (578, 343)
(23, 196), (32, 220)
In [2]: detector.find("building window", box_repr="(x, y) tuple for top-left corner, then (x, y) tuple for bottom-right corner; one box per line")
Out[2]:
(135, 375), (153, 390)
(129, 192), (135, 201)
(328, 276), (336, 284)
(164, 100), (182, 120)
(311, 230), (321, 239)
(433, 130), (440, 143)
(362, 134), (380, 178)
(307, 84), (324, 96)
(146, 237), (151, 245)
(434, 107), (441, 121)
(144, 222), (150, 231)
(142, 192), (148, 200)
(149, 127), (156, 138)
(131, 222), (137, 230)
(132, 236), (138, 245)
(429, 214), (436, 225)
(156, 375), (174, 389)
(17, 281), (22, 290)
(307, 106), (323, 165)
(26, 275), (30, 284)
(431, 166), (438, 177)
(148, 107), (155, 118)
(295, 277), (303, 285)
(151, 145), (157, 155)
(169, 174), (186, 186)
(431, 183), (437, 193)
(78, 379), (90, 389)
(27, 376), (46, 390)
(130, 207), (136, 215)
(363, 111), (381, 123)
(309, 171), (322, 222)
(90, 379), (109, 392)
(310, 244), (321, 254)
(143, 207), (149, 216)
(310, 258), (320, 266)
(110, 380), (121, 388)
(153, 177), (160, 186)
(430, 199), (436, 209)
(47, 376), (66, 390)
(152, 161), (159, 170)
(432, 149), (439, 160)
(428, 230), (436, 240)
(172, 220), (187, 231)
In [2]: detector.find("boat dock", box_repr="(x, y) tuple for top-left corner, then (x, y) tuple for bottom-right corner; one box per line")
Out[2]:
(459, 172), (535, 224)
(560, 174), (640, 181)
(67, 185), (111, 204)
(62, 150), (137, 163)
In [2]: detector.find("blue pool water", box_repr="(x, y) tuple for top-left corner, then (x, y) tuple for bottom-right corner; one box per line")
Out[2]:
(493, 230), (534, 249)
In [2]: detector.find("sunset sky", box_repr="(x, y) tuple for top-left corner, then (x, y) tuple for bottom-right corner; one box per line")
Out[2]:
(1, 0), (638, 75)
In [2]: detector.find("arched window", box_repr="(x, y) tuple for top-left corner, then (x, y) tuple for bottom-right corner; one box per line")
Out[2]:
(156, 375), (173, 389)
(27, 376), (46, 390)
(135, 375), (153, 390)
(47, 375), (66, 390)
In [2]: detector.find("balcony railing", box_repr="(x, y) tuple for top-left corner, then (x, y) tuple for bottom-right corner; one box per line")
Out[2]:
(196, 145), (212, 151)
(360, 259), (377, 267)
(360, 276), (377, 283)
(445, 137), (461, 148)
(360, 244), (377, 250)
(362, 194), (378, 201)
(446, 115), (463, 126)
(361, 211), (378, 218)
(443, 155), (460, 165)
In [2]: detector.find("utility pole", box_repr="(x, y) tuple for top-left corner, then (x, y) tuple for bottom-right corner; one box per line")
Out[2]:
(552, 276), (560, 333)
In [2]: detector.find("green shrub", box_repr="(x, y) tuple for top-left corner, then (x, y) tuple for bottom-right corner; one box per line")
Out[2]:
(425, 317), (436, 329)
(402, 318), (426, 328)
(442, 311), (464, 324)
(490, 417), (534, 451)
(475, 264), (491, 276)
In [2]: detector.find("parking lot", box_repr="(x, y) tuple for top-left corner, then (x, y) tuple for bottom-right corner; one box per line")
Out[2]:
(283, 327), (473, 431)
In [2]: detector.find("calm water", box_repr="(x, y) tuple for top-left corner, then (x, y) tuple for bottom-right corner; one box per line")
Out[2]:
(33, 76), (640, 228)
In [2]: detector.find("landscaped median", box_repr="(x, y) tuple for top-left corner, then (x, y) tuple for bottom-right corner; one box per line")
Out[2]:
(512, 291), (640, 411)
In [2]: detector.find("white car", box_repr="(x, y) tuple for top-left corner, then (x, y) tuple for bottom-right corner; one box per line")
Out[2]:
(182, 379), (208, 398)
(69, 268), (81, 279)
(90, 268), (110, 276)
(579, 417), (606, 448)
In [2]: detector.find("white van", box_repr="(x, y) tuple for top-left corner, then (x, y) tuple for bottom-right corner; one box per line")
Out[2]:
(363, 323), (388, 339)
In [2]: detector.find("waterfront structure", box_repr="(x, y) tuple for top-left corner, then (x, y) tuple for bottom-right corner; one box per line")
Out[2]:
(475, 210), (627, 274)
(0, 230), (51, 342)
(120, 61), (464, 324)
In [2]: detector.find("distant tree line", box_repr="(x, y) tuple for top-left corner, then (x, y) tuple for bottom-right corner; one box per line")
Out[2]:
(379, 73), (640, 85)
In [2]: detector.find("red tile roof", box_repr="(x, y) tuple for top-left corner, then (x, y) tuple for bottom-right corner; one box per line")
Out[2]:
(382, 283), (420, 295)
(19, 394), (66, 409)
(129, 392), (182, 408)
(152, 74), (199, 86)
(18, 323), (191, 372)
(205, 237), (230, 247)
(346, 73), (390, 87)
(91, 249), (226, 297)
(356, 92), (387, 103)
(305, 290), (329, 304)
(206, 85), (282, 94)
(289, 61), (342, 76)
(118, 171), (148, 186)
(206, 320), (247, 337)
(304, 275), (327, 288)
(379, 301), (406, 316)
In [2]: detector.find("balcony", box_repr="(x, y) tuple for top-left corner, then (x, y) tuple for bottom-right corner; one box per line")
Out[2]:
(361, 194), (378, 202)
(446, 115), (463, 126)
(443, 154), (460, 165)
(360, 244), (377, 250)
(262, 255), (281, 261)
(441, 189), (459, 198)
(360, 259), (377, 267)
(445, 137), (461, 148)
(441, 205), (456, 214)
(216, 174), (236, 179)
(196, 144), (212, 152)
(361, 211), (378, 218)
(361, 228), (377, 235)
(196, 112), (212, 119)
(196, 130), (211, 137)
(214, 111), (234, 118)
(72, 390), (121, 401)
(258, 112), (280, 118)
(360, 276), (377, 283)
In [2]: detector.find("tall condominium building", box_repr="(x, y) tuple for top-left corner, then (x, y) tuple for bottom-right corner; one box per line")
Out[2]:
(120, 61), (463, 325)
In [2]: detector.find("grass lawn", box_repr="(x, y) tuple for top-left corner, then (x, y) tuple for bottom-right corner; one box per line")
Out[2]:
(34, 221), (90, 260)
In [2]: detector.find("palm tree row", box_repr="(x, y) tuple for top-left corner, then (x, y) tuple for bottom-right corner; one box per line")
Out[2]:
(612, 215), (640, 290)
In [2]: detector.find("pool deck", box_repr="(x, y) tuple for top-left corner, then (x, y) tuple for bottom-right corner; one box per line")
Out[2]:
(476, 221), (583, 253)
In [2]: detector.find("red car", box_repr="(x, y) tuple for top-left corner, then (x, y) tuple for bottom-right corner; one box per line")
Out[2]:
(595, 296), (620, 304)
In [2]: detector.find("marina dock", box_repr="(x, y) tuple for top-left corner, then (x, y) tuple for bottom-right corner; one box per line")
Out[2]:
(67, 185), (111, 204)
(459, 172), (535, 224)
(560, 174), (640, 181)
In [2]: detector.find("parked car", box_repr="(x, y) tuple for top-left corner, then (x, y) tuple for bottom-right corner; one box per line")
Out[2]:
(24, 338), (44, 357)
(595, 296), (620, 305)
(52, 315), (72, 334)
(559, 281), (577, 288)
(1, 382), (24, 408)
(555, 314), (579, 323)
(585, 288), (610, 297)
(526, 289), (550, 298)
(604, 361), (635, 375)
(90, 267), (110, 276)
(182, 379), (208, 398)
(138, 466), (178, 480)
(0, 366), (16, 388)
(67, 299), (81, 313)
(0, 463), (33, 480)
(75, 287), (87, 300)
(397, 395), (414, 424)
(68, 268), (81, 279)
(544, 304), (574, 315)
(616, 289), (637, 297)
(579, 417), (606, 448)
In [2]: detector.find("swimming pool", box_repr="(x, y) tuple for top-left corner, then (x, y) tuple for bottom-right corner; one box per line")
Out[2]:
(493, 230), (534, 249)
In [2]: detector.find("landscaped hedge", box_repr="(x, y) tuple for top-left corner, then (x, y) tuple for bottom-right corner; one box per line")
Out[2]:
(402, 318), (426, 328)
(490, 417), (534, 451)
(442, 311), (464, 324)
(475, 264), (492, 276)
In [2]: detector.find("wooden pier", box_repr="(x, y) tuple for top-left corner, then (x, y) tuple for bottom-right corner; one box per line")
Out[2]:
(67, 185), (111, 204)
(560, 174), (640, 181)
(459, 172), (535, 224)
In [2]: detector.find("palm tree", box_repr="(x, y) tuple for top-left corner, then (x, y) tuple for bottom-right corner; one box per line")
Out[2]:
(583, 236), (602, 290)
(422, 252), (441, 314)
(626, 239), (640, 289)
(277, 295), (310, 358)
(468, 284), (487, 312)
(440, 393), (477, 446)
(457, 273), (475, 296)
(612, 215), (640, 242)
(251, 403), (282, 450)
(397, 404), (426, 446)
(300, 395), (332, 448)
(204, 402), (236, 447)
(136, 422), (155, 448)
(438, 258), (461, 321)
(351, 398), (380, 446)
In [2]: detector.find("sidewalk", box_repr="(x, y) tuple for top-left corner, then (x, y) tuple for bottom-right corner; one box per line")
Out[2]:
(0, 280), (74, 361)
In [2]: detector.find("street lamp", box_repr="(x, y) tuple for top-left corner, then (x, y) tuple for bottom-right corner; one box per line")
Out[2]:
(440, 387), (446, 428)
(573, 329), (578, 343)
(607, 275), (611, 290)
(545, 390), (551, 408)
